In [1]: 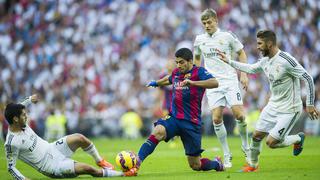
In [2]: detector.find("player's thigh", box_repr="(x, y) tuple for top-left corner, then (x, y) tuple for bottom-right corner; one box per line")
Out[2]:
(231, 105), (245, 120)
(255, 106), (277, 134)
(179, 121), (203, 156)
(153, 115), (179, 142)
(225, 85), (243, 107)
(206, 89), (227, 110)
(187, 155), (201, 170)
(269, 111), (302, 141)
(52, 136), (74, 158)
(42, 148), (77, 178)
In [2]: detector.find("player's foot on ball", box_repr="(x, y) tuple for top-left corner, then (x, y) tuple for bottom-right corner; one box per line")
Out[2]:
(240, 164), (258, 172)
(124, 168), (138, 176)
(135, 156), (142, 169)
(214, 156), (225, 171)
(223, 154), (232, 168)
(97, 159), (115, 170)
(293, 132), (305, 156)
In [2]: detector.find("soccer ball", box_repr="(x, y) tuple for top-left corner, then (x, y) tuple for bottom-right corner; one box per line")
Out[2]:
(115, 150), (137, 172)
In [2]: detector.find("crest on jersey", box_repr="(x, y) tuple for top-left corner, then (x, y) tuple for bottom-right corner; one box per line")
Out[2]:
(184, 73), (191, 79)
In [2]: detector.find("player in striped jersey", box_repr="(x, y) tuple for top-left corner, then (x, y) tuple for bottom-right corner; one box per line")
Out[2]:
(218, 30), (319, 172)
(194, 8), (250, 168)
(4, 95), (137, 179)
(137, 48), (224, 172)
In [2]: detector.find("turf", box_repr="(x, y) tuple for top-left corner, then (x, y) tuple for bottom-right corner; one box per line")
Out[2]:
(0, 136), (319, 180)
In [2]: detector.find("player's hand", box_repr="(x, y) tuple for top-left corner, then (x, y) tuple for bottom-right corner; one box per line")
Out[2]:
(181, 79), (192, 87)
(306, 106), (319, 120)
(146, 80), (158, 88)
(240, 72), (249, 91)
(30, 94), (38, 104)
(217, 51), (229, 63)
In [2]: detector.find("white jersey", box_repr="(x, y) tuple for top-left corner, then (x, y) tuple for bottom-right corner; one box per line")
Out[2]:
(5, 125), (51, 179)
(229, 50), (315, 113)
(194, 28), (244, 86)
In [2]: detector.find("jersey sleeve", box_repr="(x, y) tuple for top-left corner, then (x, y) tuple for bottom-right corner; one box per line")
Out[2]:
(19, 96), (32, 106)
(228, 32), (244, 52)
(193, 36), (202, 56)
(5, 142), (25, 180)
(229, 60), (263, 74)
(283, 57), (315, 106)
(198, 67), (214, 80)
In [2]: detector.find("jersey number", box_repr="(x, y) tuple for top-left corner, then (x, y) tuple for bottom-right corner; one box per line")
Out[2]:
(278, 128), (285, 136)
(236, 93), (241, 101)
(56, 139), (64, 145)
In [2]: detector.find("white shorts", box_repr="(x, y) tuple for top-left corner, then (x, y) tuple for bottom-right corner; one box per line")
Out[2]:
(206, 84), (243, 110)
(40, 136), (76, 178)
(256, 105), (302, 141)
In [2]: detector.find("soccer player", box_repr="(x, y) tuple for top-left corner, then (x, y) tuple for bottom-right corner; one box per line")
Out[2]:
(218, 30), (319, 172)
(194, 8), (249, 167)
(4, 94), (137, 179)
(137, 48), (224, 172)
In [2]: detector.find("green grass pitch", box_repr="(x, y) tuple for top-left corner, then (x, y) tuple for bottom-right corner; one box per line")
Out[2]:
(1, 136), (319, 180)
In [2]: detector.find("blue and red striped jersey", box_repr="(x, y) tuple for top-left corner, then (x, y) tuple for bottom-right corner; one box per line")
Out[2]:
(168, 65), (214, 125)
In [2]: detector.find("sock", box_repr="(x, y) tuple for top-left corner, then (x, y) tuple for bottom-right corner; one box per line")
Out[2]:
(102, 169), (123, 177)
(83, 143), (102, 162)
(200, 158), (219, 171)
(236, 120), (249, 150)
(274, 135), (301, 148)
(213, 122), (231, 155)
(250, 138), (262, 167)
(138, 135), (159, 162)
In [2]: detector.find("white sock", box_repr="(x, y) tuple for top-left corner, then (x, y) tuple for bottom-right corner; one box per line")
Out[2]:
(274, 135), (301, 148)
(236, 120), (249, 150)
(83, 143), (102, 162)
(250, 138), (262, 167)
(214, 122), (231, 155)
(102, 169), (123, 177)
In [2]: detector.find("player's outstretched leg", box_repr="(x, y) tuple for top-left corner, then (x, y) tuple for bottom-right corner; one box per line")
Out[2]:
(74, 162), (137, 177)
(66, 133), (114, 170)
(293, 132), (305, 156)
(137, 125), (165, 168)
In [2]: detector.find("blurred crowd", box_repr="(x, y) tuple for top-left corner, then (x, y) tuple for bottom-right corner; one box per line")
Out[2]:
(0, 0), (319, 139)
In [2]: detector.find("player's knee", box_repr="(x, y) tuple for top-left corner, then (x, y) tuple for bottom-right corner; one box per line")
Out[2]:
(234, 114), (245, 121)
(74, 133), (90, 144)
(189, 163), (201, 171)
(152, 125), (166, 141)
(212, 117), (222, 125)
(266, 140), (277, 149)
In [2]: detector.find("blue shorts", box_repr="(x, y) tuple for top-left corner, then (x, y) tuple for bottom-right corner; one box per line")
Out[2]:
(154, 115), (204, 156)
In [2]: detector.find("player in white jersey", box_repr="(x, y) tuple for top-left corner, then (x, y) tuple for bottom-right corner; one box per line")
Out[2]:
(194, 8), (249, 167)
(218, 30), (319, 172)
(4, 95), (137, 179)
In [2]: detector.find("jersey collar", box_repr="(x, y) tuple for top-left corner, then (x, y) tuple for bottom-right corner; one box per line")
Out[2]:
(207, 28), (220, 37)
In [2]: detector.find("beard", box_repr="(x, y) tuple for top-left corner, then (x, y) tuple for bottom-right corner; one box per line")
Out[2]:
(261, 48), (270, 57)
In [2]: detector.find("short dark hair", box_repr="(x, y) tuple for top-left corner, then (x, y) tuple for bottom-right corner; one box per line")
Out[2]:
(201, 9), (217, 21)
(4, 103), (25, 125)
(175, 48), (193, 61)
(256, 30), (277, 45)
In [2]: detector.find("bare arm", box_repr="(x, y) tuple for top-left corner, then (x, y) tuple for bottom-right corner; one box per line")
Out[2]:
(181, 78), (218, 89)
